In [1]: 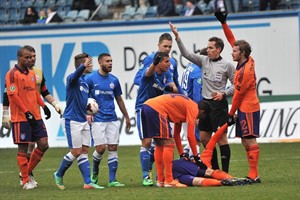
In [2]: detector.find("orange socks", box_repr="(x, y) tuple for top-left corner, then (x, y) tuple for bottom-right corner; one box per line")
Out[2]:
(154, 145), (164, 183)
(28, 148), (45, 175)
(17, 152), (29, 184)
(246, 144), (260, 179)
(211, 169), (233, 180)
(201, 178), (222, 186)
(163, 144), (175, 183)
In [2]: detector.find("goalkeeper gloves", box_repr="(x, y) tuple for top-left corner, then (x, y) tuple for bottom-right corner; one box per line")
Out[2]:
(194, 156), (207, 169)
(51, 101), (62, 118)
(2, 109), (11, 129)
(227, 114), (235, 126)
(25, 111), (37, 127)
(43, 105), (51, 120)
(164, 85), (173, 92)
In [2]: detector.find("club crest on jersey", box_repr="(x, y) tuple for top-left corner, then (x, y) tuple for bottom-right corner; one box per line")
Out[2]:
(110, 82), (115, 89)
(31, 76), (35, 82)
(10, 86), (16, 91)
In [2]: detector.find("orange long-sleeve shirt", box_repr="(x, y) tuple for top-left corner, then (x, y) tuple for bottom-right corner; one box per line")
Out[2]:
(144, 94), (199, 156)
(222, 24), (260, 115)
(6, 65), (45, 122)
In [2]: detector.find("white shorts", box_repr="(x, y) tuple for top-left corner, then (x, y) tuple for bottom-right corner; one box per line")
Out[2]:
(61, 118), (91, 149)
(91, 121), (120, 146)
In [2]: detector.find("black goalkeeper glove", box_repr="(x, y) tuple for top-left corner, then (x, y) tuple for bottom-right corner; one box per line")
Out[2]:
(194, 156), (207, 169)
(43, 105), (51, 120)
(180, 153), (189, 160)
(164, 85), (173, 92)
(215, 11), (228, 24)
(153, 53), (162, 66)
(25, 111), (37, 127)
(227, 114), (235, 126)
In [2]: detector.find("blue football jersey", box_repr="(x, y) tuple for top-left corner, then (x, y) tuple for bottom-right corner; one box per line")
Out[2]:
(63, 64), (89, 122)
(181, 63), (203, 104)
(86, 71), (122, 122)
(134, 51), (183, 94)
(135, 67), (173, 110)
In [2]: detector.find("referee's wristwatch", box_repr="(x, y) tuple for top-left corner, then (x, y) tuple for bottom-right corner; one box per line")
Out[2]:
(222, 92), (226, 99)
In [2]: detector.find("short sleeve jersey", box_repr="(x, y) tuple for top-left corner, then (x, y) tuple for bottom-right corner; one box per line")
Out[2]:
(181, 63), (203, 104)
(5, 65), (42, 122)
(135, 68), (173, 110)
(86, 71), (122, 122)
(134, 51), (183, 94)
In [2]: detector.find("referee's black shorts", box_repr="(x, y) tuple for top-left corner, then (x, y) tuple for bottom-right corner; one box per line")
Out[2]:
(198, 98), (228, 133)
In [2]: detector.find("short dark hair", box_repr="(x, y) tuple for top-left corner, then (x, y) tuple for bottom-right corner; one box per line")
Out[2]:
(234, 40), (252, 58)
(159, 33), (172, 43)
(208, 37), (224, 52)
(17, 47), (29, 57)
(98, 53), (111, 62)
(23, 45), (36, 53)
(74, 53), (89, 68)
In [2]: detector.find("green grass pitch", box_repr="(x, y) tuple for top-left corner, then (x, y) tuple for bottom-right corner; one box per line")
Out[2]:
(0, 143), (299, 200)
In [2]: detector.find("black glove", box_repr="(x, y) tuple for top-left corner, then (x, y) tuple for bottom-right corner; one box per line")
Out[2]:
(194, 156), (207, 169)
(153, 53), (162, 66)
(227, 114), (235, 126)
(43, 105), (51, 120)
(164, 85), (173, 92)
(25, 111), (37, 127)
(215, 11), (228, 24)
(180, 153), (189, 160)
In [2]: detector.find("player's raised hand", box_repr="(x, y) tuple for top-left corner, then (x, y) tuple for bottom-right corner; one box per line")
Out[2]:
(215, 11), (228, 24)
(169, 21), (179, 40)
(153, 53), (162, 66)
(84, 56), (93, 68)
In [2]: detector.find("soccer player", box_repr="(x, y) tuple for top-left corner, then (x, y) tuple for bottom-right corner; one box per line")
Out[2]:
(173, 123), (246, 187)
(53, 53), (103, 190)
(181, 47), (207, 159)
(134, 33), (183, 94)
(86, 53), (131, 187)
(215, 11), (261, 183)
(170, 21), (235, 173)
(5, 47), (51, 189)
(135, 52), (177, 186)
(141, 94), (204, 187)
(2, 45), (63, 185)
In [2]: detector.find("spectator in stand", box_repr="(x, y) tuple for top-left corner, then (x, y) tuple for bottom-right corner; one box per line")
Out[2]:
(37, 10), (47, 24)
(45, 5), (63, 24)
(157, 0), (176, 17)
(184, 0), (203, 16)
(260, 0), (279, 11)
(20, 6), (39, 24)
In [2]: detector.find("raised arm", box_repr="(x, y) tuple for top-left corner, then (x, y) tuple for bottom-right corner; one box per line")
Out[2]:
(215, 12), (236, 47)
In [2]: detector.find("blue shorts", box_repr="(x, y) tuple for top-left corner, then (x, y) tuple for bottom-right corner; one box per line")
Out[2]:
(172, 158), (205, 186)
(12, 120), (48, 144)
(236, 110), (260, 138)
(141, 105), (172, 139)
